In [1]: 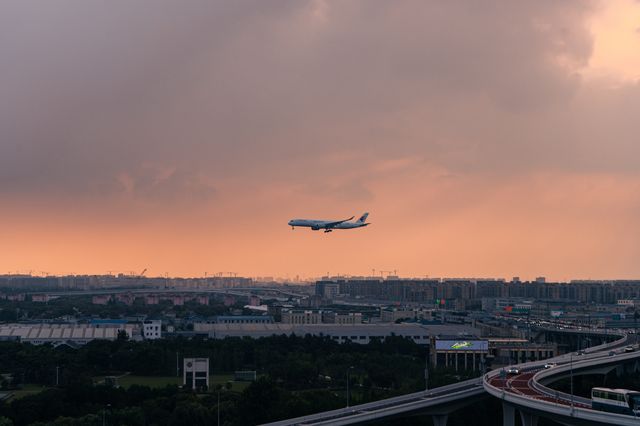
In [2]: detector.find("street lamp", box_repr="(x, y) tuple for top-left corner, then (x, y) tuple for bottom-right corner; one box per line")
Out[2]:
(102, 403), (111, 426)
(424, 349), (429, 392)
(570, 353), (574, 415)
(346, 366), (354, 408)
(217, 385), (221, 426)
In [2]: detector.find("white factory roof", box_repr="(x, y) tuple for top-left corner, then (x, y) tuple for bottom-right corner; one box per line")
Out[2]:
(0, 323), (136, 343)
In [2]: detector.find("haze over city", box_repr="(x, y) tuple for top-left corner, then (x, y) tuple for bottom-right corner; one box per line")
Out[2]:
(2, 1), (640, 280)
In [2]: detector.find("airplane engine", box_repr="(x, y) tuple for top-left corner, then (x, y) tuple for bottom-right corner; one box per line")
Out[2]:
(311, 227), (320, 231)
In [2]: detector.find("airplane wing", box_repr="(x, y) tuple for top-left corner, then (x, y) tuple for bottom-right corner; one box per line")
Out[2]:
(323, 216), (354, 228)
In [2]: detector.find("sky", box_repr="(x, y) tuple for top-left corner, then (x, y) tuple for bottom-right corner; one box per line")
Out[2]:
(1, 0), (640, 281)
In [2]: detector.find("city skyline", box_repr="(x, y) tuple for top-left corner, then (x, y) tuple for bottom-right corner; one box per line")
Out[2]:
(2, 1), (640, 280)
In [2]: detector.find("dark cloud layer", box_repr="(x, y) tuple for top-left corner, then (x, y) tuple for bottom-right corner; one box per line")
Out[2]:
(2, 0), (625, 203)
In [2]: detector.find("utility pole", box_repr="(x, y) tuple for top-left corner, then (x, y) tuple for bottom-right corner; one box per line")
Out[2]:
(176, 352), (179, 377)
(55, 366), (59, 386)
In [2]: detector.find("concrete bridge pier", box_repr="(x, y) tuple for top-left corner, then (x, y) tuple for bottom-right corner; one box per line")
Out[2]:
(519, 411), (538, 426)
(431, 414), (448, 426)
(502, 402), (515, 426)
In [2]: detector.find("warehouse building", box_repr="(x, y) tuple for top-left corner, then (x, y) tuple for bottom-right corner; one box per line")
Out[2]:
(0, 323), (137, 346)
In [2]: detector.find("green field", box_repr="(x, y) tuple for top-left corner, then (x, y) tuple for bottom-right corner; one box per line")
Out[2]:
(7, 384), (49, 400)
(97, 374), (250, 392)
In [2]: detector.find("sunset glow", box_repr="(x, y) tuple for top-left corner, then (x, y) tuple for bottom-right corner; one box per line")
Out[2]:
(2, 1), (640, 280)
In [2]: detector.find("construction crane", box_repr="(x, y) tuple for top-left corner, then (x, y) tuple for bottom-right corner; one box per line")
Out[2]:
(139, 268), (147, 278)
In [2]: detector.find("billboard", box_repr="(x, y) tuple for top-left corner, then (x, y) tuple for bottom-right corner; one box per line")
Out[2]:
(435, 340), (488, 351)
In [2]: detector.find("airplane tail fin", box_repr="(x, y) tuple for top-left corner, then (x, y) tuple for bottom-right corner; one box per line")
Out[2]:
(357, 212), (369, 223)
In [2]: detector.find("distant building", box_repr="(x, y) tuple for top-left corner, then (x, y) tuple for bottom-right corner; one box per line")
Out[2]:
(183, 358), (209, 390)
(322, 283), (340, 300)
(142, 320), (162, 339)
(31, 294), (59, 303)
(486, 338), (557, 365)
(281, 310), (322, 324)
(91, 319), (128, 328)
(213, 316), (274, 325)
(267, 303), (293, 322)
(380, 307), (432, 323)
(322, 312), (362, 325)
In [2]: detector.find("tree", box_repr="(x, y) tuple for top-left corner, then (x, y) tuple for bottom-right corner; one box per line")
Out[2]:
(116, 329), (129, 341)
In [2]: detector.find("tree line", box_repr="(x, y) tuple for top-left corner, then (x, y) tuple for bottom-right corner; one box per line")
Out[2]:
(0, 335), (488, 425)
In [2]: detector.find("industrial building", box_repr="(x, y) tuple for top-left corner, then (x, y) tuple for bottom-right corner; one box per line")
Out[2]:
(281, 310), (322, 324)
(432, 339), (489, 371)
(431, 337), (558, 371)
(142, 320), (162, 339)
(0, 323), (137, 346)
(183, 358), (209, 390)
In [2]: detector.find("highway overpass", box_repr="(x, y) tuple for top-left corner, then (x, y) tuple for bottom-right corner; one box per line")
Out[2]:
(484, 331), (640, 425)
(262, 328), (633, 426)
(261, 378), (485, 426)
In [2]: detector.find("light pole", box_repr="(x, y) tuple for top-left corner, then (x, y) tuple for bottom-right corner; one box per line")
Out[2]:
(346, 366), (354, 408)
(55, 366), (59, 387)
(424, 350), (429, 392)
(217, 386), (221, 426)
(570, 353), (574, 415)
(102, 403), (111, 426)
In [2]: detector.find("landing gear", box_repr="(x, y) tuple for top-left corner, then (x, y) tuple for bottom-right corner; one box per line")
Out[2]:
(291, 226), (295, 230)
(324, 229), (333, 233)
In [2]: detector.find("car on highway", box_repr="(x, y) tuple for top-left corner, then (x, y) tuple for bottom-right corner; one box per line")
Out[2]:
(506, 367), (520, 375)
(543, 363), (557, 369)
(624, 346), (635, 353)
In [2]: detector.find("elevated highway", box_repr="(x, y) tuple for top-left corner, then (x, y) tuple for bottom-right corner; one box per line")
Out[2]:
(264, 327), (633, 426)
(484, 330), (640, 425)
(261, 378), (485, 426)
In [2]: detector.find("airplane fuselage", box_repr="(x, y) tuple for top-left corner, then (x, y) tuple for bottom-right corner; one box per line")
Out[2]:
(288, 213), (370, 233)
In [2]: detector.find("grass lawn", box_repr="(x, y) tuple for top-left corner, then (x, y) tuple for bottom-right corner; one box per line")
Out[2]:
(9, 384), (49, 399)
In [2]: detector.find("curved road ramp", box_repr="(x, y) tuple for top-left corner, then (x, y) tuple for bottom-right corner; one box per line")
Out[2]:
(260, 378), (485, 426)
(262, 329), (637, 426)
(484, 333), (640, 426)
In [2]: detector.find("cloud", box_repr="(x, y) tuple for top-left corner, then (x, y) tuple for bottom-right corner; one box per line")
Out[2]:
(0, 1), (604, 201)
(117, 164), (216, 204)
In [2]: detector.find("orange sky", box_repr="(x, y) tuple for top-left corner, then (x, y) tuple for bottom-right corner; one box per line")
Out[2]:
(1, 1), (640, 281)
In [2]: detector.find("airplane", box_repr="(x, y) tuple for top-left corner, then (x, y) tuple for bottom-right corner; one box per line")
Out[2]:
(288, 213), (370, 233)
